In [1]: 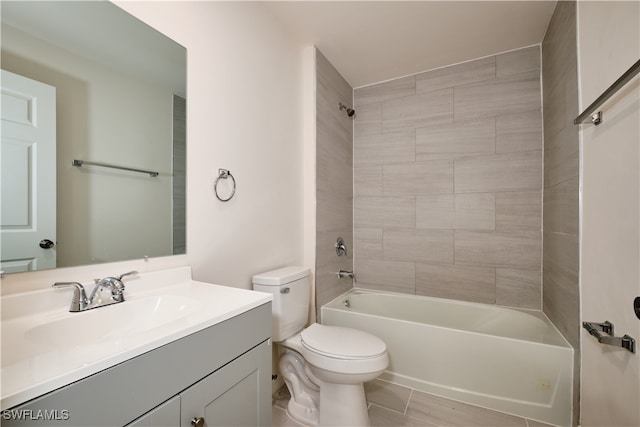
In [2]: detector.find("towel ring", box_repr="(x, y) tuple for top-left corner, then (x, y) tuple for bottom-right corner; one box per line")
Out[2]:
(214, 169), (236, 202)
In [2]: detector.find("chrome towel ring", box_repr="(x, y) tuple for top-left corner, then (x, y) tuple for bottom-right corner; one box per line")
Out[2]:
(214, 168), (236, 202)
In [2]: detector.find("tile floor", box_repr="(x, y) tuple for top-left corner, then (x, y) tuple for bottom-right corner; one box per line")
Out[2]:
(272, 379), (558, 427)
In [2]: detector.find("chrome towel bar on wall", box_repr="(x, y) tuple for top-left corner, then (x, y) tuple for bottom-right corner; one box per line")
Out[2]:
(574, 58), (640, 126)
(72, 159), (159, 177)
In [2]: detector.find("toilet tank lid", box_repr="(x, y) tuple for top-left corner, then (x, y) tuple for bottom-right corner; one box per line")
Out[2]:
(252, 266), (311, 286)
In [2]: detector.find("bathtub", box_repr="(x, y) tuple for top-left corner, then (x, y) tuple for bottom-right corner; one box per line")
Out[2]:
(322, 289), (573, 427)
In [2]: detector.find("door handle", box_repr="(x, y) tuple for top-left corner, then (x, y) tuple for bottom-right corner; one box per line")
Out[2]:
(39, 239), (55, 249)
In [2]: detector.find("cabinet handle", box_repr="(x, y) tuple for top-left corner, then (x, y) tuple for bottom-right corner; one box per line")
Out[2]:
(191, 417), (205, 427)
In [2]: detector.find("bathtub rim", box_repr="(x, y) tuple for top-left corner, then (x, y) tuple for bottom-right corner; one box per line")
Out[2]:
(321, 287), (573, 350)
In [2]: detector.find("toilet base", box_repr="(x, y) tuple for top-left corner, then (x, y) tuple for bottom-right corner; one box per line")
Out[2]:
(286, 395), (319, 426)
(317, 380), (370, 427)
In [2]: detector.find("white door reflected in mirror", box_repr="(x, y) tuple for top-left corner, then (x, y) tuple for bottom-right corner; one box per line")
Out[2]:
(1, 70), (56, 272)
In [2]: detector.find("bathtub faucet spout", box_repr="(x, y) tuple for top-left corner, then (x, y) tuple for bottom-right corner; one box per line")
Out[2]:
(337, 270), (355, 280)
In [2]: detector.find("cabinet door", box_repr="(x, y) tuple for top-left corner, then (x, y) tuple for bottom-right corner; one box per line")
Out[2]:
(180, 341), (271, 427)
(127, 396), (180, 427)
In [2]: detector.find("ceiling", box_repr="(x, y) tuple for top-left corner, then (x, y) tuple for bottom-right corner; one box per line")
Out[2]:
(265, 1), (557, 88)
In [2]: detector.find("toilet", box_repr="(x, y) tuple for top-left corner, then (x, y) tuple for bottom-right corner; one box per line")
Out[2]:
(252, 266), (389, 426)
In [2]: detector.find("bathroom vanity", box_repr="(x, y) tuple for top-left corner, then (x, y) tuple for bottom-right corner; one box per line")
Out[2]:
(0, 267), (272, 426)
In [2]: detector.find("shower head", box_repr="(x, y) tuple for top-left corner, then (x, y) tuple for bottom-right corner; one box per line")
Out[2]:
(338, 102), (356, 118)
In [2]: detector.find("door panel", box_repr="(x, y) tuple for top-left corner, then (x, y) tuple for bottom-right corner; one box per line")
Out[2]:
(180, 342), (271, 427)
(1, 70), (56, 272)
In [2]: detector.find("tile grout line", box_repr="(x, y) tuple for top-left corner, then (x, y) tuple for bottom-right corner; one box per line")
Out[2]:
(404, 388), (414, 415)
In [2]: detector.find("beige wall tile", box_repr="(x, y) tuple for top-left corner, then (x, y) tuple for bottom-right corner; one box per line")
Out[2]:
(544, 125), (579, 187)
(495, 191), (542, 231)
(383, 89), (454, 131)
(351, 47), (543, 313)
(416, 193), (495, 230)
(543, 231), (579, 348)
(496, 110), (543, 153)
(383, 160), (454, 195)
(354, 165), (383, 196)
(316, 229), (354, 312)
(542, 5), (580, 424)
(354, 130), (415, 166)
(315, 265), (353, 313)
(415, 263), (496, 304)
(315, 50), (353, 319)
(455, 151), (542, 193)
(455, 230), (541, 269)
(541, 78), (569, 140)
(496, 268), (541, 309)
(316, 50), (352, 103)
(354, 228), (383, 259)
(415, 56), (495, 93)
(354, 196), (415, 229)
(316, 228), (353, 268)
(316, 190), (352, 232)
(355, 75), (415, 107)
(496, 45), (541, 77)
(416, 118), (495, 160)
(354, 102), (382, 137)
(544, 176), (579, 236)
(383, 229), (454, 263)
(454, 71), (541, 120)
(355, 258), (415, 294)
(316, 146), (352, 198)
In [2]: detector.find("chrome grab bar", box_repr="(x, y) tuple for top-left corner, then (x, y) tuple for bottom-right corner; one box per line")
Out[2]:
(582, 321), (635, 353)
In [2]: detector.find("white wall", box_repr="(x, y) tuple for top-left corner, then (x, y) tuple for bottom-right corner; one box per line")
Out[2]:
(100, 1), (306, 289)
(578, 1), (640, 426)
(2, 1), (306, 293)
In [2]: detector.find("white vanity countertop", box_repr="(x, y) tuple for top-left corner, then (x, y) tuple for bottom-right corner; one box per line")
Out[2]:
(0, 266), (272, 410)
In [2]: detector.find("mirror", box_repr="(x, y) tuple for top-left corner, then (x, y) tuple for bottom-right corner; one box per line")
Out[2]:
(1, 1), (186, 273)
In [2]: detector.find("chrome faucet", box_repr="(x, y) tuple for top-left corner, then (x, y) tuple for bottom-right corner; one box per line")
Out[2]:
(336, 270), (355, 279)
(52, 271), (138, 312)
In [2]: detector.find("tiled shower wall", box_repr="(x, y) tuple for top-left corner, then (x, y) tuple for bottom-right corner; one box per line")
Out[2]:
(541, 2), (580, 425)
(353, 46), (543, 309)
(541, 0), (580, 352)
(315, 50), (354, 320)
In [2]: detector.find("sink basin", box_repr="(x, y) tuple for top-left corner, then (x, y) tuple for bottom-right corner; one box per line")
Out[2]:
(0, 266), (272, 411)
(24, 295), (202, 349)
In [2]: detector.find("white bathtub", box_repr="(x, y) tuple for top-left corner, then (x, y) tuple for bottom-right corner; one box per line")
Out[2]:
(322, 289), (573, 427)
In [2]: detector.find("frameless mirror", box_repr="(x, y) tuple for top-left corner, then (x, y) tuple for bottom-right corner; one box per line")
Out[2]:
(1, 1), (187, 274)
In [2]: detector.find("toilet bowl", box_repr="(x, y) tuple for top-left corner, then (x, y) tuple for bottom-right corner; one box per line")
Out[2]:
(252, 266), (389, 426)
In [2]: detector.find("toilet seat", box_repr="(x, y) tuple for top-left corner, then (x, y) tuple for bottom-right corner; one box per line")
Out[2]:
(299, 324), (389, 375)
(301, 324), (387, 359)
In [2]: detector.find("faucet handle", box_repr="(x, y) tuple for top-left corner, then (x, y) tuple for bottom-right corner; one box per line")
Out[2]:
(52, 282), (88, 312)
(118, 270), (138, 281)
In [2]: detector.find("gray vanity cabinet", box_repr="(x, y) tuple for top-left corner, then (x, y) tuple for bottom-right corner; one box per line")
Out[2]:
(4, 303), (272, 427)
(128, 396), (181, 427)
(129, 341), (270, 427)
(180, 340), (270, 427)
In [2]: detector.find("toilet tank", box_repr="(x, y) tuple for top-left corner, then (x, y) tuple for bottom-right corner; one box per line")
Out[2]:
(252, 266), (311, 342)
